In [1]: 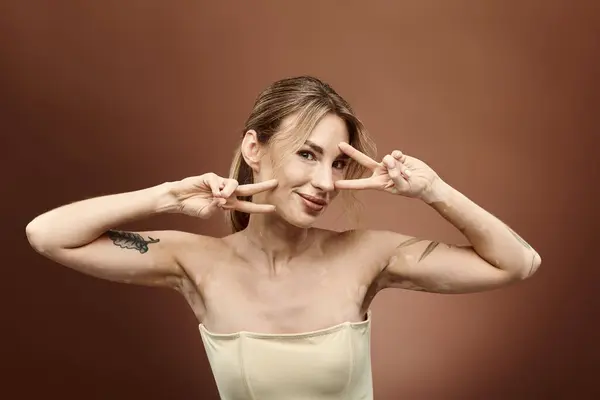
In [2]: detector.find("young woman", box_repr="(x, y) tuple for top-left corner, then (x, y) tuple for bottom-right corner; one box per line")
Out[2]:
(26, 76), (541, 400)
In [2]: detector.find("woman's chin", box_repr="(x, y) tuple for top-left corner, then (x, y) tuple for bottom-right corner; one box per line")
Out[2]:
(280, 209), (321, 229)
(298, 210), (327, 227)
(291, 219), (317, 229)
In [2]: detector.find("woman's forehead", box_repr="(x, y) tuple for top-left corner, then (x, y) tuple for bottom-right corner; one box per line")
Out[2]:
(307, 114), (349, 141)
(269, 113), (350, 154)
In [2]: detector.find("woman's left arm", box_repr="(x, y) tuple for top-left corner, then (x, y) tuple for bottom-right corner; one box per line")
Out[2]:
(422, 178), (541, 279)
(336, 143), (542, 294)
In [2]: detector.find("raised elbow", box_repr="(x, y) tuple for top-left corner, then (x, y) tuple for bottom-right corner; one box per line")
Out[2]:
(530, 251), (542, 276)
(25, 219), (52, 254)
(520, 251), (542, 279)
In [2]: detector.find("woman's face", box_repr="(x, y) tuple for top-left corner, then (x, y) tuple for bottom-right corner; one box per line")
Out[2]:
(254, 113), (351, 228)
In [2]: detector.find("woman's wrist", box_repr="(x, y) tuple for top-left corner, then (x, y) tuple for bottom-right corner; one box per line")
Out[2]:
(152, 181), (181, 214)
(419, 177), (451, 204)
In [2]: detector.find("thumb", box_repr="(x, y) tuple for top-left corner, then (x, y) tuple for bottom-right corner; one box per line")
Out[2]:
(197, 198), (223, 219)
(384, 158), (410, 190)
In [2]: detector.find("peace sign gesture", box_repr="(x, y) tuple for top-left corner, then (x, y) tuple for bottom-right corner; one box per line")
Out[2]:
(334, 142), (440, 200)
(168, 173), (278, 218)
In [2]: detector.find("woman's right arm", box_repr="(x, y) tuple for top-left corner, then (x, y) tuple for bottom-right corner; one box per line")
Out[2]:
(26, 174), (278, 289)
(25, 182), (197, 289)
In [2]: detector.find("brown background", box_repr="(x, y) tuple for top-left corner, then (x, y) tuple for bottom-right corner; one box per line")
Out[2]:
(3, 1), (599, 399)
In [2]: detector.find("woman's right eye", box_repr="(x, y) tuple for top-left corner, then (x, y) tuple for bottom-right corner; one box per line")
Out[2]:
(298, 151), (315, 161)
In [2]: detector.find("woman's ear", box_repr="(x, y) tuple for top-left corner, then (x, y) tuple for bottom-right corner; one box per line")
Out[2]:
(241, 130), (264, 172)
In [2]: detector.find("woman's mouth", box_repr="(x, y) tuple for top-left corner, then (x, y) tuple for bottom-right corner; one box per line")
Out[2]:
(297, 193), (327, 212)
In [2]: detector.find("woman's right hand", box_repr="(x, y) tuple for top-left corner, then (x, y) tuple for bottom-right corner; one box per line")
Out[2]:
(166, 173), (278, 219)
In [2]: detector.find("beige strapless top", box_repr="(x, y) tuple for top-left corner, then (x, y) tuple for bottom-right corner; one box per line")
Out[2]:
(199, 311), (373, 400)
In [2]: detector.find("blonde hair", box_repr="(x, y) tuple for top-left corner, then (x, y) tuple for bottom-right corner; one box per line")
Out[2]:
(227, 76), (377, 232)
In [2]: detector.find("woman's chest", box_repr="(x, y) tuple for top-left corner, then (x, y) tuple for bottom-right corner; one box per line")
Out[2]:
(198, 257), (378, 334)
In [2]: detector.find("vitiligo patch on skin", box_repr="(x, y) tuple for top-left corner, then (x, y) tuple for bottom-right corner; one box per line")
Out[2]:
(357, 285), (367, 301)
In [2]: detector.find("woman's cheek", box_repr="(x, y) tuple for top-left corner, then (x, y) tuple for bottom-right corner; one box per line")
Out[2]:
(278, 161), (308, 183)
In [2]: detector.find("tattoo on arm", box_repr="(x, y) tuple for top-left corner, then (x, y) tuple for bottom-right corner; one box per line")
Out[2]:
(396, 237), (424, 249)
(528, 251), (540, 277)
(107, 230), (160, 254)
(506, 224), (541, 275)
(396, 238), (440, 262)
(505, 225), (532, 250)
(419, 241), (440, 262)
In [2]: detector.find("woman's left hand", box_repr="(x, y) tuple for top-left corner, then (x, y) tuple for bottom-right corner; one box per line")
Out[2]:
(335, 142), (440, 200)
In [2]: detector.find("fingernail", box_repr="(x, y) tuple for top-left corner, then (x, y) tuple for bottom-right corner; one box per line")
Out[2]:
(404, 169), (411, 177)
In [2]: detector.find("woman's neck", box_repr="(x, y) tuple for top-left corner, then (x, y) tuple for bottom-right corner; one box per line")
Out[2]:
(243, 214), (315, 262)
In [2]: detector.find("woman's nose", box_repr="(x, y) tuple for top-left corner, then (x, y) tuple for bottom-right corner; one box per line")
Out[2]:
(312, 166), (335, 192)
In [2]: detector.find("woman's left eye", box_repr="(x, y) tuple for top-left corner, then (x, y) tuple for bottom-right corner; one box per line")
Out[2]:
(333, 160), (348, 170)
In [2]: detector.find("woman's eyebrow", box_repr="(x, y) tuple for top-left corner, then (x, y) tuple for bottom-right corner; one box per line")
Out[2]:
(304, 140), (349, 160)
(304, 140), (324, 156)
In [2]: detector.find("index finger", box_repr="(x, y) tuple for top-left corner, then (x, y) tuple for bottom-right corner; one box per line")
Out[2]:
(230, 200), (276, 214)
(335, 178), (381, 190)
(235, 179), (279, 197)
(338, 142), (380, 170)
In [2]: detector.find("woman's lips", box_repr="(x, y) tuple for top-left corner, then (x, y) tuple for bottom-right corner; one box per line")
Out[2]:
(297, 193), (327, 212)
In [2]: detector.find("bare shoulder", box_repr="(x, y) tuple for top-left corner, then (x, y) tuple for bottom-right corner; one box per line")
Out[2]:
(172, 231), (233, 272)
(308, 228), (410, 279)
(321, 228), (411, 260)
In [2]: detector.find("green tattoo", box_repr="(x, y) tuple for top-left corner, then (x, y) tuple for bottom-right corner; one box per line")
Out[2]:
(107, 230), (159, 254)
